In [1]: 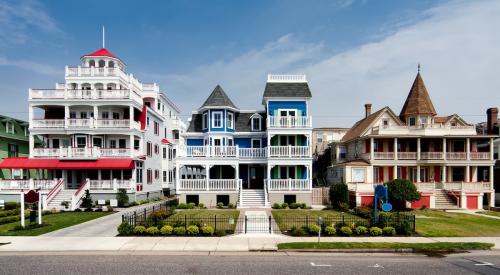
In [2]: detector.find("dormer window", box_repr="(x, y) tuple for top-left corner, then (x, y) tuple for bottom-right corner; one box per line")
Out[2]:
(420, 116), (428, 126)
(251, 114), (262, 131)
(409, 117), (416, 126)
(212, 111), (222, 128)
(227, 112), (234, 129)
(5, 121), (14, 134)
(382, 119), (389, 128)
(202, 112), (208, 129)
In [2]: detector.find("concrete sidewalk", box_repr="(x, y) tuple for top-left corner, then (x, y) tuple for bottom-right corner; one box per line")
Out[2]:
(1, 235), (499, 252)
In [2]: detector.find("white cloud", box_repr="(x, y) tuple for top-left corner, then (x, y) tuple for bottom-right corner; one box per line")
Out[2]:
(0, 56), (60, 76)
(157, 0), (500, 127)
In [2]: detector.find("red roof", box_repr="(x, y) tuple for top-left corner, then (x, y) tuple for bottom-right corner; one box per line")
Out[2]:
(82, 48), (120, 60)
(0, 157), (134, 170)
(161, 138), (172, 144)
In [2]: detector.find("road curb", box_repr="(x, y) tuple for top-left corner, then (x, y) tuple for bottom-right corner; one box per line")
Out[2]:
(279, 248), (492, 253)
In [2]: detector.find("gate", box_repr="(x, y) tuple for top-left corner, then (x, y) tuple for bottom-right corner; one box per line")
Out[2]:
(312, 187), (330, 205)
(235, 215), (280, 234)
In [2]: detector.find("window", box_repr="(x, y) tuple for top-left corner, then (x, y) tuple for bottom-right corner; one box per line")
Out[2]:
(186, 195), (199, 205)
(216, 195), (230, 206)
(8, 144), (18, 157)
(136, 162), (143, 183)
(251, 117), (261, 131)
(227, 139), (233, 146)
(5, 122), (14, 134)
(80, 112), (87, 119)
(118, 139), (126, 149)
(110, 140), (117, 148)
(76, 137), (87, 148)
(227, 112), (234, 129)
(24, 126), (27, 136)
(147, 169), (152, 184)
(409, 117), (416, 126)
(420, 116), (428, 125)
(52, 139), (60, 148)
(212, 111), (222, 128)
(147, 142), (152, 157)
(213, 138), (222, 146)
(154, 121), (159, 135)
(154, 144), (159, 155)
(147, 117), (150, 127)
(157, 102), (161, 110)
(316, 132), (323, 143)
(154, 169), (159, 180)
(69, 112), (76, 119)
(101, 112), (109, 119)
(112, 112), (120, 119)
(382, 119), (389, 128)
(351, 168), (366, 183)
(164, 128), (167, 138)
(251, 139), (261, 148)
(163, 171), (167, 182)
(284, 195), (297, 204)
(163, 147), (167, 159)
(134, 140), (140, 150)
(202, 112), (208, 129)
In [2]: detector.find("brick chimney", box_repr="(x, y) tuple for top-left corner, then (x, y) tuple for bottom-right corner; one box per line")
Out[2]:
(364, 103), (372, 118)
(487, 107), (498, 134)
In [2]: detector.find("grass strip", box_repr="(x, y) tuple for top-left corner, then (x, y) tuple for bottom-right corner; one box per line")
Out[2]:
(278, 242), (494, 252)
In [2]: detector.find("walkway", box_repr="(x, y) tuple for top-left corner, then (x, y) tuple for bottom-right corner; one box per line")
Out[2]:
(1, 235), (499, 252)
(447, 209), (500, 220)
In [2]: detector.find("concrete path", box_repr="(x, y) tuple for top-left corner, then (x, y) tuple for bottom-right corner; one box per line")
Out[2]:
(1, 235), (499, 252)
(447, 209), (500, 220)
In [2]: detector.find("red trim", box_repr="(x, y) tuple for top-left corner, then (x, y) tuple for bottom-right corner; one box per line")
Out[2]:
(411, 196), (430, 209)
(361, 196), (374, 206)
(82, 48), (120, 60)
(161, 138), (172, 144)
(434, 166), (441, 182)
(466, 196), (478, 209)
(401, 167), (407, 180)
(0, 157), (134, 169)
(139, 105), (147, 130)
(388, 166), (394, 181)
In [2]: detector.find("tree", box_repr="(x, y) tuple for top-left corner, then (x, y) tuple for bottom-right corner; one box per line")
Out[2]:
(80, 189), (93, 210)
(329, 183), (349, 208)
(116, 188), (129, 207)
(384, 179), (421, 210)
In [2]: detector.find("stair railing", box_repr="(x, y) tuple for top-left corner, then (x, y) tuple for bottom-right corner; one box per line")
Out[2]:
(263, 180), (269, 207)
(45, 178), (64, 209)
(238, 179), (243, 206)
(71, 178), (90, 210)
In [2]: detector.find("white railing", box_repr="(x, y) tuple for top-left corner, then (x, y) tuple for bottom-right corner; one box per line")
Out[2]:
(99, 148), (131, 157)
(442, 182), (492, 191)
(29, 89), (65, 99)
(30, 88), (142, 102)
(33, 148), (60, 158)
(267, 74), (306, 82)
(89, 179), (134, 190)
(95, 119), (130, 128)
(239, 148), (267, 158)
(420, 152), (444, 160)
(267, 116), (312, 128)
(67, 118), (92, 128)
(0, 180), (30, 190)
(60, 147), (97, 159)
(209, 146), (238, 157)
(71, 178), (90, 210)
(185, 146), (207, 157)
(269, 146), (310, 157)
(373, 152), (394, 160)
(267, 179), (310, 191)
(31, 119), (65, 128)
(45, 179), (64, 209)
(446, 152), (466, 160)
(33, 147), (131, 158)
(397, 152), (417, 160)
(415, 182), (436, 191)
(178, 179), (239, 191)
(347, 183), (377, 192)
(470, 152), (491, 160)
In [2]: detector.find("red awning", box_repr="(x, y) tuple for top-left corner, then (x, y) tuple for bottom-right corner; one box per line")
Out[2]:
(161, 138), (172, 144)
(0, 157), (134, 170)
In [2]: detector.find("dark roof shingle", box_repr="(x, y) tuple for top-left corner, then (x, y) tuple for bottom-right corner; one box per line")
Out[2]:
(399, 73), (437, 120)
(263, 82), (312, 99)
(201, 85), (237, 109)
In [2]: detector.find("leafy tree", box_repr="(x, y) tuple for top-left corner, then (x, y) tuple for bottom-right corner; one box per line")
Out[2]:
(116, 188), (129, 207)
(384, 179), (421, 210)
(329, 183), (349, 208)
(80, 189), (93, 210)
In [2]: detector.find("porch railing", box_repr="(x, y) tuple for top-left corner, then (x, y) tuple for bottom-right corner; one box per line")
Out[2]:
(415, 182), (436, 191)
(31, 119), (65, 128)
(373, 152), (394, 160)
(442, 182), (492, 191)
(239, 148), (267, 158)
(269, 146), (310, 158)
(420, 152), (444, 160)
(34, 147), (133, 159)
(89, 179), (135, 191)
(267, 116), (312, 128)
(267, 179), (310, 191)
(178, 179), (240, 191)
(469, 152), (491, 160)
(95, 119), (130, 128)
(397, 152), (417, 160)
(0, 179), (58, 191)
(446, 152), (466, 160)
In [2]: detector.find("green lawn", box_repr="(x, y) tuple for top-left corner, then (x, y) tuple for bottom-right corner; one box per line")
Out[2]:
(415, 210), (500, 237)
(0, 212), (110, 236)
(477, 211), (500, 217)
(164, 210), (240, 232)
(272, 210), (366, 232)
(277, 242), (494, 252)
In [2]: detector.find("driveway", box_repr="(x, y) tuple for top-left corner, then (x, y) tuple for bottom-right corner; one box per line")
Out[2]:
(43, 210), (124, 237)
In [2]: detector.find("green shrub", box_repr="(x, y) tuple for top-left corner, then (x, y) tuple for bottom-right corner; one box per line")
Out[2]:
(177, 203), (188, 209)
(215, 229), (227, 236)
(272, 203), (281, 209)
(117, 221), (133, 235)
(281, 203), (288, 209)
(340, 226), (353, 236)
(0, 209), (19, 217)
(173, 226), (186, 235)
(299, 203), (307, 209)
(308, 224), (321, 235)
(288, 203), (299, 209)
(395, 221), (412, 236)
(354, 206), (372, 218)
(329, 183), (348, 209)
(4, 202), (20, 210)
(384, 179), (421, 210)
(116, 189), (129, 207)
(324, 226), (336, 235)
(355, 226), (368, 235)
(382, 226), (396, 236)
(160, 225), (173, 235)
(0, 215), (19, 225)
(133, 225), (146, 235)
(201, 225), (214, 236)
(187, 203), (196, 209)
(290, 226), (308, 236)
(128, 201), (138, 207)
(227, 203), (235, 209)
(146, 209), (172, 227)
(369, 227), (383, 236)
(198, 203), (205, 209)
(80, 190), (93, 210)
(146, 226), (160, 235)
(338, 202), (350, 212)
(217, 202), (224, 209)
(186, 225), (199, 235)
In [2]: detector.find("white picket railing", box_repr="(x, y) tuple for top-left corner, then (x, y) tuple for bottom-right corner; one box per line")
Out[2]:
(446, 152), (467, 160)
(269, 146), (310, 157)
(185, 146), (207, 157)
(209, 146), (238, 157)
(470, 152), (491, 160)
(95, 119), (130, 128)
(89, 179), (134, 190)
(397, 152), (417, 160)
(209, 179), (239, 190)
(373, 152), (394, 160)
(420, 152), (444, 160)
(178, 179), (239, 191)
(31, 119), (65, 128)
(99, 148), (131, 157)
(267, 179), (310, 191)
(67, 118), (92, 128)
(29, 89), (66, 99)
(239, 148), (267, 158)
(33, 148), (60, 158)
(267, 116), (312, 128)
(415, 182), (436, 191)
(33, 147), (132, 158)
(178, 179), (207, 191)
(442, 182), (492, 191)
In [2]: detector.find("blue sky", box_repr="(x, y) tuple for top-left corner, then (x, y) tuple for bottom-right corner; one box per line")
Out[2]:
(1, 0), (499, 127)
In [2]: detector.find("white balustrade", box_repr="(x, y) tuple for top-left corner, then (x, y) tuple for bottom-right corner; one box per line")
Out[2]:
(442, 182), (492, 191)
(397, 152), (417, 160)
(31, 88), (138, 101)
(267, 179), (310, 191)
(178, 179), (239, 191)
(373, 152), (395, 160)
(186, 146), (207, 157)
(269, 146), (310, 157)
(470, 152), (490, 160)
(67, 118), (92, 128)
(29, 89), (65, 99)
(178, 179), (207, 191)
(95, 119), (130, 128)
(33, 148), (60, 158)
(267, 116), (312, 128)
(89, 179), (134, 190)
(446, 152), (467, 160)
(239, 148), (267, 158)
(99, 148), (131, 157)
(415, 182), (436, 191)
(420, 152), (444, 160)
(209, 146), (238, 157)
(208, 179), (239, 190)
(0, 179), (56, 190)
(31, 119), (65, 128)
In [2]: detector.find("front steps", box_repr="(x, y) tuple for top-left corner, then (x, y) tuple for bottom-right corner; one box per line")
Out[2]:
(435, 190), (459, 209)
(46, 189), (75, 210)
(238, 189), (268, 208)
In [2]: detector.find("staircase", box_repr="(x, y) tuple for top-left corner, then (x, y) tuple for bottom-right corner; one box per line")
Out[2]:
(435, 190), (459, 209)
(46, 189), (74, 210)
(238, 189), (267, 208)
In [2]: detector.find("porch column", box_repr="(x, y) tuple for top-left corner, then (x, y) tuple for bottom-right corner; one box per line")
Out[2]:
(129, 135), (134, 158)
(175, 165), (180, 194)
(129, 106), (134, 129)
(335, 145), (340, 161)
(308, 165), (312, 190)
(490, 138), (495, 160)
(370, 137), (374, 160)
(442, 165), (447, 183)
(416, 165), (421, 183)
(466, 138), (470, 161)
(93, 105), (98, 128)
(417, 138), (421, 160)
(465, 166), (470, 182)
(490, 165), (494, 188)
(206, 165), (210, 191)
(471, 166), (478, 182)
(393, 165), (398, 180)
(29, 135), (34, 159)
(443, 138), (447, 160)
(64, 105), (69, 129)
(393, 138), (398, 160)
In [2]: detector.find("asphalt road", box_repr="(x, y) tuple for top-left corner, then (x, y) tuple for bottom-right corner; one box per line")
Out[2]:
(0, 252), (499, 275)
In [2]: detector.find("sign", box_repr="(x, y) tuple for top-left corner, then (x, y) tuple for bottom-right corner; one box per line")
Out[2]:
(24, 190), (39, 204)
(97, 200), (106, 205)
(374, 185), (387, 198)
(0, 200), (4, 209)
(381, 203), (392, 212)
(110, 199), (118, 207)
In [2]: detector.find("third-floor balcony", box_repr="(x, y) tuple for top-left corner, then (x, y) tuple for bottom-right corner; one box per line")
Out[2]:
(267, 116), (312, 128)
(178, 145), (311, 159)
(32, 147), (141, 159)
(363, 151), (490, 161)
(31, 118), (140, 130)
(29, 89), (142, 103)
(268, 146), (310, 158)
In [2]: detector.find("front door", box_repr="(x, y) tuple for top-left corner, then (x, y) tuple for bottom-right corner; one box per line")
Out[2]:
(249, 166), (264, 189)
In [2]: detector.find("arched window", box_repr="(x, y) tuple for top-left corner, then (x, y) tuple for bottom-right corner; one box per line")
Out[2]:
(94, 83), (104, 90)
(69, 83), (77, 90)
(106, 83), (116, 90)
(98, 60), (105, 67)
(88, 60), (95, 67)
(81, 83), (91, 90)
(108, 61), (115, 68)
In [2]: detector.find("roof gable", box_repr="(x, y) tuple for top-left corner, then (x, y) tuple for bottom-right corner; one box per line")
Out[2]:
(341, 107), (401, 142)
(263, 82), (312, 100)
(399, 73), (437, 120)
(201, 85), (237, 109)
(82, 48), (120, 60)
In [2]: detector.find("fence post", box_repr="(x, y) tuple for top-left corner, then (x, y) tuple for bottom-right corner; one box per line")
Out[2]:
(134, 211), (137, 228)
(269, 216), (272, 234)
(245, 216), (247, 234)
(214, 215), (217, 232)
(185, 215), (187, 230)
(342, 215), (345, 225)
(144, 208), (146, 223)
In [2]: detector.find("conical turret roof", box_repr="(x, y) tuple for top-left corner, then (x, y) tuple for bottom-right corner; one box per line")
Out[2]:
(200, 85), (237, 109)
(400, 72), (437, 120)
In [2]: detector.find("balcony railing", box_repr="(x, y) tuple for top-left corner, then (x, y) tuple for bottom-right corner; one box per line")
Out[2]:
(446, 152), (466, 160)
(31, 118), (139, 129)
(32, 119), (65, 128)
(33, 147), (134, 159)
(470, 152), (491, 160)
(95, 119), (130, 128)
(269, 146), (310, 158)
(30, 88), (142, 103)
(415, 182), (436, 191)
(442, 182), (492, 191)
(420, 152), (444, 160)
(0, 179), (57, 191)
(89, 179), (135, 191)
(398, 152), (417, 160)
(239, 148), (267, 158)
(267, 179), (310, 191)
(178, 179), (240, 191)
(373, 152), (394, 160)
(267, 116), (312, 128)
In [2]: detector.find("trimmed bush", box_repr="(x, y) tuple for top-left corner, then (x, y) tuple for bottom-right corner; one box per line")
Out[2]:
(324, 226), (336, 235)
(198, 203), (205, 209)
(384, 179), (421, 210)
(395, 221), (412, 236)
(215, 229), (227, 236)
(173, 226), (186, 235)
(146, 209), (172, 227)
(160, 225), (174, 235)
(146, 226), (160, 235)
(186, 225), (199, 235)
(291, 226), (308, 236)
(281, 203), (288, 209)
(299, 203), (307, 209)
(338, 202), (350, 212)
(383, 226), (396, 236)
(177, 203), (188, 209)
(187, 203), (196, 209)
(116, 188), (129, 207)
(81, 190), (93, 210)
(340, 226), (353, 236)
(0, 216), (19, 225)
(289, 203), (299, 209)
(0, 209), (19, 217)
(272, 203), (281, 209)
(133, 225), (146, 235)
(329, 183), (349, 209)
(227, 203), (235, 209)
(4, 202), (20, 210)
(354, 206), (372, 218)
(369, 227), (383, 236)
(308, 224), (321, 235)
(355, 226), (368, 235)
(217, 202), (224, 209)
(201, 225), (214, 236)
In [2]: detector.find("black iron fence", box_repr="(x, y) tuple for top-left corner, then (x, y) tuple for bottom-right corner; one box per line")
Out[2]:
(122, 199), (178, 228)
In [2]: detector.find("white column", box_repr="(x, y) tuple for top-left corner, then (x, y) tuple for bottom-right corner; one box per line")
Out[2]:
(335, 145), (340, 161)
(393, 165), (398, 180)
(129, 135), (134, 157)
(466, 138), (470, 161)
(64, 105), (70, 129)
(490, 138), (495, 160)
(416, 165), (421, 183)
(478, 194), (484, 210)
(465, 166), (470, 182)
(29, 135), (34, 159)
(471, 166), (478, 182)
(206, 165), (210, 191)
(460, 194), (467, 209)
(129, 106), (134, 129)
(490, 165), (494, 187)
(443, 138), (447, 160)
(93, 105), (98, 128)
(394, 138), (398, 160)
(38, 192), (42, 225)
(20, 193), (25, 228)
(417, 138), (421, 160)
(370, 137), (374, 160)
(175, 165), (180, 194)
(442, 165), (447, 183)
